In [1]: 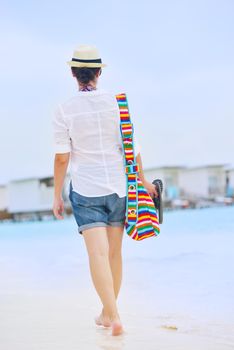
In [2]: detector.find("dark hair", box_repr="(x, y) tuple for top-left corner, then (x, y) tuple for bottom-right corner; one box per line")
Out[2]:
(71, 67), (101, 84)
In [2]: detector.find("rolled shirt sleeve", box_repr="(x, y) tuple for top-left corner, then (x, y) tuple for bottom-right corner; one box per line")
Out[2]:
(52, 105), (71, 153)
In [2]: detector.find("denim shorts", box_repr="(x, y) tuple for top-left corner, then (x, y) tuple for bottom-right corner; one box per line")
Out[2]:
(68, 181), (126, 234)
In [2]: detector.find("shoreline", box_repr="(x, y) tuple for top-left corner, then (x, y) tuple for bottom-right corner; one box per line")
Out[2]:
(0, 202), (233, 225)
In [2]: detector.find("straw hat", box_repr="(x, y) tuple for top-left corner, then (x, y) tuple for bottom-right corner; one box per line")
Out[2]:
(67, 45), (107, 68)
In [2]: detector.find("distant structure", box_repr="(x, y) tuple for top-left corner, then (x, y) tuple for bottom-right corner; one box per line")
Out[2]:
(144, 164), (230, 200)
(0, 185), (7, 210)
(0, 164), (233, 221)
(225, 166), (234, 197)
(2, 174), (71, 221)
(179, 164), (227, 199)
(0, 184), (10, 220)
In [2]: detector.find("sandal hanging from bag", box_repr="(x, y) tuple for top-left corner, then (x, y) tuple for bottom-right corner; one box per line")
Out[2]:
(116, 93), (161, 241)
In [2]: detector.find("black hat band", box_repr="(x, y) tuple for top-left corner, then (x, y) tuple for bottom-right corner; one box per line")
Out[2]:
(71, 58), (102, 63)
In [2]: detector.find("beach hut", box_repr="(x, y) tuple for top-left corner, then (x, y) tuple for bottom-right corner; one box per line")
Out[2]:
(7, 173), (72, 218)
(0, 184), (12, 220)
(179, 164), (227, 199)
(7, 176), (54, 214)
(225, 166), (234, 197)
(0, 184), (8, 211)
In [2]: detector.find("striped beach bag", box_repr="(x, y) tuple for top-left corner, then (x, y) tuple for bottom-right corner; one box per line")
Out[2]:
(116, 93), (160, 241)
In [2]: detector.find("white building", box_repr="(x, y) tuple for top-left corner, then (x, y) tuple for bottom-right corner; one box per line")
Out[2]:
(225, 166), (234, 197)
(179, 164), (227, 199)
(0, 185), (8, 211)
(6, 173), (70, 214)
(7, 177), (53, 214)
(2, 163), (232, 218)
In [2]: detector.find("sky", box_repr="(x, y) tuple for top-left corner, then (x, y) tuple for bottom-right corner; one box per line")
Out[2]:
(0, 0), (234, 184)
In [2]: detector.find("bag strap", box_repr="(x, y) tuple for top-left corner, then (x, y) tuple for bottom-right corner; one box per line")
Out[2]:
(116, 93), (139, 224)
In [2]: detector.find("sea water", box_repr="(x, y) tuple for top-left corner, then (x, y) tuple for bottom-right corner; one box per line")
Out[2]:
(0, 206), (234, 348)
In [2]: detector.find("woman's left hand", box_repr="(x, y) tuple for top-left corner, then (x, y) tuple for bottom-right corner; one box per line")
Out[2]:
(142, 179), (158, 199)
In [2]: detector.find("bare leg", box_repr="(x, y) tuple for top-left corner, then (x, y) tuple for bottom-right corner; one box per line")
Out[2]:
(82, 226), (123, 335)
(107, 225), (124, 299)
(97, 225), (124, 327)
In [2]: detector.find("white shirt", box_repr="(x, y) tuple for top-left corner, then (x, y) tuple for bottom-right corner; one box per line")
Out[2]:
(52, 88), (141, 197)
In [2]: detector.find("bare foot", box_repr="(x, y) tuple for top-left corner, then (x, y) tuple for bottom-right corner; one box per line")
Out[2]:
(94, 309), (111, 328)
(111, 317), (124, 336)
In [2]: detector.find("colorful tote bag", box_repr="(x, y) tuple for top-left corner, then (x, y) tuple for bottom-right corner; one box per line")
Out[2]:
(116, 93), (160, 241)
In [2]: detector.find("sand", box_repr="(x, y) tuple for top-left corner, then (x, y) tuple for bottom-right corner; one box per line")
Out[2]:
(1, 206), (234, 349)
(1, 291), (233, 350)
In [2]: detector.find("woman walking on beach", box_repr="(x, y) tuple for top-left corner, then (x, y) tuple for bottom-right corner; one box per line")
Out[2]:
(52, 45), (157, 336)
